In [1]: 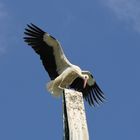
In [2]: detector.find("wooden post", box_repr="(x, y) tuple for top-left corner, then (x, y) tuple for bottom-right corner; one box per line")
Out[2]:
(63, 89), (89, 140)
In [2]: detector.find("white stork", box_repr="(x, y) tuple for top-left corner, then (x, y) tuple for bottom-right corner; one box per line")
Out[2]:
(24, 23), (105, 106)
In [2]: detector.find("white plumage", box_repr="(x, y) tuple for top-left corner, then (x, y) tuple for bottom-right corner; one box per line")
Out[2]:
(24, 23), (105, 106)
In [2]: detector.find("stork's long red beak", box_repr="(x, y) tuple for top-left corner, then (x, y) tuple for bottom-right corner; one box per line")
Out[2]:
(83, 78), (88, 88)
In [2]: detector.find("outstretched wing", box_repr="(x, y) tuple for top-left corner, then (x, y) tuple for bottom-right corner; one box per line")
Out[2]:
(70, 72), (105, 106)
(24, 23), (71, 80)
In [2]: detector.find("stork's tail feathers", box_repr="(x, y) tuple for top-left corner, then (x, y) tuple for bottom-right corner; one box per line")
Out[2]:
(47, 80), (54, 92)
(46, 80), (62, 97)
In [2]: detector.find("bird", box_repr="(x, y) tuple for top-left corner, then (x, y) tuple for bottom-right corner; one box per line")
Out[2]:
(23, 23), (105, 106)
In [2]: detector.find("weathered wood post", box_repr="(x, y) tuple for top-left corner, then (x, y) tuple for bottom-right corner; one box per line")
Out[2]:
(63, 89), (89, 140)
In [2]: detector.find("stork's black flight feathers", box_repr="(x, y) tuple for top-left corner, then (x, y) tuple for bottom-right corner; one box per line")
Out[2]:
(24, 23), (59, 80)
(70, 78), (105, 106)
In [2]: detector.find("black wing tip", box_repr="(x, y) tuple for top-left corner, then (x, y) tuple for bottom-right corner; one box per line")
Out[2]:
(94, 83), (106, 101)
(24, 23), (45, 35)
(69, 77), (106, 107)
(27, 22), (34, 27)
(26, 23), (36, 29)
(23, 23), (45, 44)
(26, 23), (37, 28)
(86, 83), (106, 107)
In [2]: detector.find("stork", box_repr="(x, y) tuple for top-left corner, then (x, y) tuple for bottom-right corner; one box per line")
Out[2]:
(24, 23), (105, 106)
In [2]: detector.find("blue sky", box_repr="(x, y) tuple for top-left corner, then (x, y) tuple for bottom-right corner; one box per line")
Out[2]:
(0, 0), (140, 139)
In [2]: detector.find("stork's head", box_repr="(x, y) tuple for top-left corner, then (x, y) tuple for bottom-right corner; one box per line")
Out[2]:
(81, 74), (89, 88)
(72, 66), (90, 88)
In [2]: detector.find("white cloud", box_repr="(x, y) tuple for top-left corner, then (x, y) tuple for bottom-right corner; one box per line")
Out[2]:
(101, 0), (140, 32)
(0, 3), (8, 55)
(0, 3), (7, 18)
